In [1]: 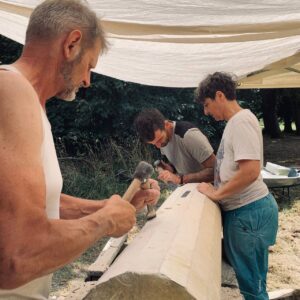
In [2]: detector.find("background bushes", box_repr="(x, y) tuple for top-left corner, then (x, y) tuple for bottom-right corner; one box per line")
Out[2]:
(1, 34), (299, 199)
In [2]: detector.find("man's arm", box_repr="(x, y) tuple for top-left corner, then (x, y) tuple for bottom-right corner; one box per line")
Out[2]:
(0, 72), (136, 289)
(182, 154), (215, 183)
(60, 178), (160, 219)
(197, 160), (261, 201)
(60, 194), (107, 219)
(158, 154), (215, 184)
(182, 129), (216, 183)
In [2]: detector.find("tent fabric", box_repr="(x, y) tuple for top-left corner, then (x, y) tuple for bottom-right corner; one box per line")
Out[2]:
(1, 0), (300, 88)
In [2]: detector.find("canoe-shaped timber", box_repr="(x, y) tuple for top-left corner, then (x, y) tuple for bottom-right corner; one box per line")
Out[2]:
(67, 183), (222, 300)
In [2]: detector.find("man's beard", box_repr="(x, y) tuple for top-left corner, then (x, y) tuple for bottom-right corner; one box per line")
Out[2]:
(56, 53), (82, 101)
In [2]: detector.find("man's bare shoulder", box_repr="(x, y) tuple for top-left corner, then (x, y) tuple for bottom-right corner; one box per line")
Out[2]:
(0, 69), (39, 104)
(0, 69), (42, 148)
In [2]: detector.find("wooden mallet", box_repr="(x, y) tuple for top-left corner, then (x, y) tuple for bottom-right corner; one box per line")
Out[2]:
(123, 161), (156, 220)
(86, 161), (156, 280)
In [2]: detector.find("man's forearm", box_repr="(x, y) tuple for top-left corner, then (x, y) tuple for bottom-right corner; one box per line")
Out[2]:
(0, 208), (111, 289)
(60, 193), (107, 220)
(214, 162), (260, 200)
(183, 168), (214, 184)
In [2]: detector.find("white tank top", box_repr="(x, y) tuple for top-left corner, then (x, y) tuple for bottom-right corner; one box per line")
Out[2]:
(0, 65), (63, 299)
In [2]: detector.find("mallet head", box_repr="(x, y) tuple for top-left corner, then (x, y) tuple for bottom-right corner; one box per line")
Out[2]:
(133, 161), (154, 183)
(153, 160), (162, 170)
(134, 161), (156, 220)
(153, 160), (161, 167)
(153, 160), (165, 174)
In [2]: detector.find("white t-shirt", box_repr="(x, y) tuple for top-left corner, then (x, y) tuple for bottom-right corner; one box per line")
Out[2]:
(215, 109), (269, 211)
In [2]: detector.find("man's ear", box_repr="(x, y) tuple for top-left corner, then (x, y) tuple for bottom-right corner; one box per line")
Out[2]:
(63, 30), (83, 60)
(215, 91), (225, 102)
(164, 120), (173, 130)
(164, 120), (169, 129)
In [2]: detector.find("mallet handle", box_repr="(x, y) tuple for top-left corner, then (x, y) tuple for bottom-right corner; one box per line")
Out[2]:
(122, 178), (142, 202)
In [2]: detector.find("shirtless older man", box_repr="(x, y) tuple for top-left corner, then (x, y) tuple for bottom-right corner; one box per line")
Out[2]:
(0, 1), (159, 298)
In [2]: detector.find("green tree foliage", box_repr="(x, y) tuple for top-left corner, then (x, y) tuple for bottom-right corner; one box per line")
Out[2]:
(277, 89), (300, 135)
(1, 35), (226, 155)
(0, 35), (22, 64)
(47, 73), (226, 154)
(260, 88), (300, 137)
(5, 34), (298, 158)
(237, 89), (262, 118)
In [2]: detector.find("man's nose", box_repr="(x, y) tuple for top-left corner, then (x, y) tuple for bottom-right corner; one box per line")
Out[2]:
(82, 72), (91, 88)
(204, 107), (208, 116)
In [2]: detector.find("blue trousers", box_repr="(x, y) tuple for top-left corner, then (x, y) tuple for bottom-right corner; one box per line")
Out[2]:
(222, 193), (278, 300)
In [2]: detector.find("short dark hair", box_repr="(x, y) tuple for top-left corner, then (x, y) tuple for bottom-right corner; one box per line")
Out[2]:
(134, 109), (166, 142)
(195, 72), (237, 104)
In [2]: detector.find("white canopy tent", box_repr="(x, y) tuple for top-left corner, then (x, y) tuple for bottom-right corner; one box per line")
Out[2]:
(1, 0), (300, 88)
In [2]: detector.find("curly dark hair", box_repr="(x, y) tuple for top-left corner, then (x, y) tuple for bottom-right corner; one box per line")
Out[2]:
(134, 109), (166, 142)
(195, 72), (237, 103)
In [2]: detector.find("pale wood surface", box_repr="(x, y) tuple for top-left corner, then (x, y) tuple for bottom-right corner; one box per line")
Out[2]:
(269, 289), (299, 300)
(87, 175), (148, 277)
(88, 235), (128, 276)
(67, 184), (222, 300)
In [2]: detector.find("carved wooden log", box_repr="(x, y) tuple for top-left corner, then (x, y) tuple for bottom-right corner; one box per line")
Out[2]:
(67, 183), (222, 300)
(269, 289), (299, 300)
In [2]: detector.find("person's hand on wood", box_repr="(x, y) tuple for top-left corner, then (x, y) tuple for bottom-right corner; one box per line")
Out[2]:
(197, 182), (220, 202)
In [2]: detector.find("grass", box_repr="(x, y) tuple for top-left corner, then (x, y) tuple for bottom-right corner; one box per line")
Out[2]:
(57, 138), (157, 199)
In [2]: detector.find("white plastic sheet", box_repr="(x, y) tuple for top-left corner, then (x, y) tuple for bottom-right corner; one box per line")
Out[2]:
(1, 0), (300, 87)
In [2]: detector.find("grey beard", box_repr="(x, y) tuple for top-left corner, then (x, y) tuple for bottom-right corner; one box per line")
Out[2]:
(57, 88), (77, 102)
(57, 54), (82, 101)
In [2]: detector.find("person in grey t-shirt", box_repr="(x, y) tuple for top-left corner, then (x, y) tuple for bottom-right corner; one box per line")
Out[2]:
(195, 72), (278, 300)
(134, 108), (216, 184)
